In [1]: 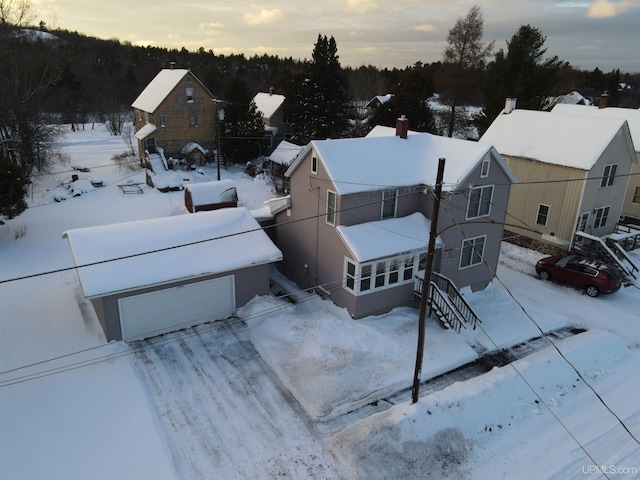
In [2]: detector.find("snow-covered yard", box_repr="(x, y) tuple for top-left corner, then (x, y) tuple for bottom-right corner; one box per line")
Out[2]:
(1, 125), (639, 479)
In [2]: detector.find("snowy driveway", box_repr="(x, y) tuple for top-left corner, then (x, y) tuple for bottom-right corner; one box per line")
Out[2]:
(131, 318), (348, 480)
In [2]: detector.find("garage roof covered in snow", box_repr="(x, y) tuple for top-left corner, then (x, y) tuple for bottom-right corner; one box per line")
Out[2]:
(63, 208), (282, 298)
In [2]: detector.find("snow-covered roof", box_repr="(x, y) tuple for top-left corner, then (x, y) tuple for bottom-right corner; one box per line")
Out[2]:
(253, 92), (285, 119)
(269, 141), (304, 166)
(480, 109), (628, 170)
(132, 69), (204, 113)
(337, 212), (442, 263)
(134, 123), (157, 140)
(365, 94), (393, 108)
(551, 104), (640, 153)
(181, 142), (207, 155)
(185, 180), (236, 206)
(62, 207), (282, 298)
(288, 130), (511, 196)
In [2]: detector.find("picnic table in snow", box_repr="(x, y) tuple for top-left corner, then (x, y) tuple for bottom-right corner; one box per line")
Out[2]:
(118, 182), (144, 194)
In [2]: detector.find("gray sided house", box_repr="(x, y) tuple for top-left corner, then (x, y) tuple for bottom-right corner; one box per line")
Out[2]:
(551, 104), (640, 226)
(63, 208), (282, 342)
(274, 119), (515, 319)
(252, 90), (292, 155)
(481, 104), (637, 249)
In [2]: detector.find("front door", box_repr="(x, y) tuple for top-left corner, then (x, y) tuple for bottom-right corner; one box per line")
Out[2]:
(145, 137), (157, 154)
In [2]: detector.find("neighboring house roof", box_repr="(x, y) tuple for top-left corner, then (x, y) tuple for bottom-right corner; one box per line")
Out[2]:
(365, 94), (392, 109)
(62, 207), (282, 298)
(269, 140), (304, 166)
(336, 212), (443, 263)
(131, 68), (215, 113)
(184, 180), (236, 205)
(253, 92), (286, 119)
(543, 91), (591, 110)
(551, 104), (640, 153)
(480, 109), (629, 170)
(287, 129), (514, 196)
(134, 123), (157, 140)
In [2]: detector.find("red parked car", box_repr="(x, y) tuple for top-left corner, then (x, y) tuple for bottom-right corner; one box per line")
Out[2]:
(535, 254), (623, 297)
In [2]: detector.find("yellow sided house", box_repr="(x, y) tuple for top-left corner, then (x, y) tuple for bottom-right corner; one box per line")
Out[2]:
(480, 102), (637, 251)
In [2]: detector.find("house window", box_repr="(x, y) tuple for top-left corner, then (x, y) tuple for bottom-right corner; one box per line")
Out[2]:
(536, 204), (550, 226)
(189, 113), (197, 127)
(159, 115), (167, 127)
(326, 190), (336, 226)
(263, 134), (273, 148)
(593, 206), (610, 229)
(460, 235), (486, 269)
(344, 254), (424, 295)
(600, 164), (617, 187)
(311, 156), (318, 174)
(480, 158), (490, 178)
(185, 87), (194, 103)
(381, 190), (397, 219)
(633, 187), (640, 204)
(466, 185), (493, 219)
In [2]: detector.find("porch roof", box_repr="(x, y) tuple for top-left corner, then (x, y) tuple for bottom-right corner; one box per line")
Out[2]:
(336, 212), (443, 263)
(134, 123), (157, 140)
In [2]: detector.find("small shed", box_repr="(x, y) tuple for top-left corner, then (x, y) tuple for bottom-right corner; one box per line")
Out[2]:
(63, 207), (282, 342)
(184, 180), (238, 213)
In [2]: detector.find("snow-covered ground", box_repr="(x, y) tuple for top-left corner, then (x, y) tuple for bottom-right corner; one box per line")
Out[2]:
(1, 125), (639, 479)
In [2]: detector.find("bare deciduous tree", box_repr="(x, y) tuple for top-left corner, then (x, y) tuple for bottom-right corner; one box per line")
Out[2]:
(441, 5), (493, 137)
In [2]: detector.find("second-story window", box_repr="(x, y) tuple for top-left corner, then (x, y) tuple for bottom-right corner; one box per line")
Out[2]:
(481, 157), (490, 177)
(536, 204), (550, 226)
(601, 164), (617, 187)
(381, 190), (397, 219)
(189, 113), (197, 127)
(466, 185), (493, 219)
(159, 115), (167, 127)
(326, 190), (336, 226)
(311, 156), (318, 174)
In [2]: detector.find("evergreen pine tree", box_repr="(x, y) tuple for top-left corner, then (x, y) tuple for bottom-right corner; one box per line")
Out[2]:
(0, 152), (28, 220)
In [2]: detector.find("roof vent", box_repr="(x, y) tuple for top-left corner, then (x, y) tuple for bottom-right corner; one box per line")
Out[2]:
(504, 98), (517, 114)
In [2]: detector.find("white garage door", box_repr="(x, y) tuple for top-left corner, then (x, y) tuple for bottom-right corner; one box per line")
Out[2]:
(119, 276), (235, 342)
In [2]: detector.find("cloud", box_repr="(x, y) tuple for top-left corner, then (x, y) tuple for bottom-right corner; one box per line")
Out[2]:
(243, 9), (283, 25)
(412, 24), (435, 32)
(586, 0), (639, 18)
(199, 22), (224, 29)
(345, 0), (379, 12)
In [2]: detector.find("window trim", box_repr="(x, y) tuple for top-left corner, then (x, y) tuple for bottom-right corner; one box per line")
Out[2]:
(466, 185), (494, 219)
(459, 235), (486, 270)
(536, 203), (550, 226)
(311, 156), (318, 174)
(600, 163), (617, 188)
(326, 190), (337, 226)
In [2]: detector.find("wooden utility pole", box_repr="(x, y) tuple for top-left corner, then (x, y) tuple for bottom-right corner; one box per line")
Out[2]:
(411, 157), (445, 404)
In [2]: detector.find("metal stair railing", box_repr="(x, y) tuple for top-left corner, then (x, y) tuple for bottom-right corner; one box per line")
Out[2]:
(429, 282), (466, 333)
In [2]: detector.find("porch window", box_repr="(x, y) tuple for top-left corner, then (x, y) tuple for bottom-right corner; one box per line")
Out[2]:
(600, 164), (617, 187)
(344, 254), (424, 295)
(593, 206), (610, 229)
(460, 235), (486, 269)
(326, 190), (336, 226)
(466, 185), (493, 219)
(536, 204), (550, 226)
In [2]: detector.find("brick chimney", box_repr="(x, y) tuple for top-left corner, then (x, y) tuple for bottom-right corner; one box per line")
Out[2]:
(396, 115), (408, 139)
(599, 91), (609, 109)
(269, 86), (274, 96)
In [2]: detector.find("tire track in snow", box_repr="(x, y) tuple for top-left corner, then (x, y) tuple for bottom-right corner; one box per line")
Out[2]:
(132, 319), (346, 480)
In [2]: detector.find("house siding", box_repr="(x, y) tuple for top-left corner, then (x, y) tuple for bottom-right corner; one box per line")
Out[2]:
(504, 156), (585, 244)
(90, 264), (270, 341)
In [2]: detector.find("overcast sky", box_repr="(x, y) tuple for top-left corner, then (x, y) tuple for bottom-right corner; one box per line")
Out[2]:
(36, 0), (640, 73)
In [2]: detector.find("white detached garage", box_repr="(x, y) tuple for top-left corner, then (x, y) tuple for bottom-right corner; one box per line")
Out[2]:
(63, 207), (282, 342)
